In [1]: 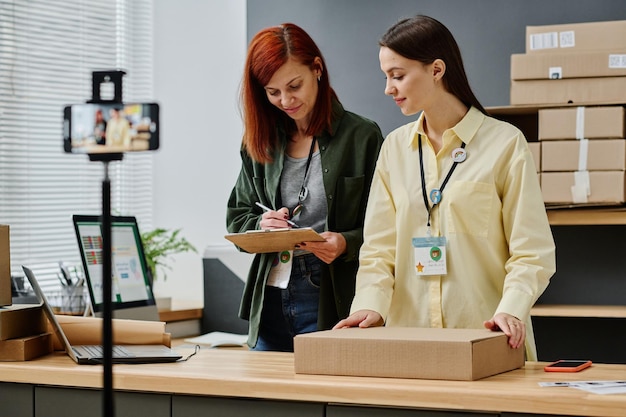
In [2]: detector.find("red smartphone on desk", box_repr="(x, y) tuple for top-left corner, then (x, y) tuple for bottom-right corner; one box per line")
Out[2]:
(544, 360), (592, 372)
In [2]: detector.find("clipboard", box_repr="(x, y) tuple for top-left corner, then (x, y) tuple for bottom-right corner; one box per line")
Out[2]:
(224, 227), (325, 253)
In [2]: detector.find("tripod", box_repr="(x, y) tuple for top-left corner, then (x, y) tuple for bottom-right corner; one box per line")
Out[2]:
(86, 70), (126, 417)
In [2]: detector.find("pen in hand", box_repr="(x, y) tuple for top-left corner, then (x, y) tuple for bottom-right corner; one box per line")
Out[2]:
(255, 202), (301, 228)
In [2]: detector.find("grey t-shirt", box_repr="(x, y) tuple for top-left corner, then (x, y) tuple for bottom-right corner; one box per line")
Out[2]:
(280, 150), (327, 234)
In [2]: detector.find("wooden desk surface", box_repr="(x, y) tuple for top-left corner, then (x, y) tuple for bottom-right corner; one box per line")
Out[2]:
(1, 348), (625, 416)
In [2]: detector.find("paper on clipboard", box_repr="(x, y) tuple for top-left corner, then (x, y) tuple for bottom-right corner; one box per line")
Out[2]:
(224, 227), (325, 253)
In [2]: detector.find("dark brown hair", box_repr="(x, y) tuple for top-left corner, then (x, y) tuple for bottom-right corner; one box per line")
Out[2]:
(379, 15), (486, 114)
(240, 23), (337, 163)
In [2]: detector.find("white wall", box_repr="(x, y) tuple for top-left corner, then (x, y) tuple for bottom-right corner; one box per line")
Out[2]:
(152, 0), (251, 301)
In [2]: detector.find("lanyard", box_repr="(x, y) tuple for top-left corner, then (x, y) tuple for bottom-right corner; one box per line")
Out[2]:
(418, 134), (465, 234)
(297, 137), (317, 202)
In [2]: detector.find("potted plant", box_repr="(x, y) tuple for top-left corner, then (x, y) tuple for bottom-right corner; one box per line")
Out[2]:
(141, 227), (197, 290)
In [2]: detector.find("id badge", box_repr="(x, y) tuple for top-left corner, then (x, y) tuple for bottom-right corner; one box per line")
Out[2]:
(266, 250), (293, 288)
(412, 236), (447, 276)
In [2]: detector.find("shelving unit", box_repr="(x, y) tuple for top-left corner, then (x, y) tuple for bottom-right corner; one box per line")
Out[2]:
(488, 105), (626, 364)
(531, 304), (626, 318)
(546, 207), (626, 225)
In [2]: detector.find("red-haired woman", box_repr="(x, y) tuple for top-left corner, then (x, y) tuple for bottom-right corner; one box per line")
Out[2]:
(227, 23), (383, 351)
(93, 108), (106, 145)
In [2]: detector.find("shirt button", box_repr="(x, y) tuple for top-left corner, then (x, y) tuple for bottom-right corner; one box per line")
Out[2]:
(321, 146), (326, 151)
(328, 195), (333, 200)
(324, 168), (329, 173)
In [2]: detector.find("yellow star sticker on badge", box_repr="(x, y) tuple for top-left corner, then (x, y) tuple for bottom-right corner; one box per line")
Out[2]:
(416, 262), (424, 273)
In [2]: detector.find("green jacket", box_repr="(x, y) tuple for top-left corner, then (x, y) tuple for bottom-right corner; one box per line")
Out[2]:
(226, 100), (383, 347)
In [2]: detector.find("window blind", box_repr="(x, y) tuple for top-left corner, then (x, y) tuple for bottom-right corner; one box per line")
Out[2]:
(0, 0), (154, 288)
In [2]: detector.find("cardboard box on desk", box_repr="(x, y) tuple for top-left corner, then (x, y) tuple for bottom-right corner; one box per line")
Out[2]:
(542, 140), (626, 172)
(0, 304), (47, 341)
(526, 20), (626, 54)
(511, 50), (626, 81)
(539, 106), (626, 140)
(541, 171), (626, 205)
(0, 225), (10, 307)
(0, 333), (52, 361)
(294, 327), (524, 381)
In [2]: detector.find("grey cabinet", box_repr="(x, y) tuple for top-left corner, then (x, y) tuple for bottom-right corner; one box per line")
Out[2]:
(0, 382), (33, 417)
(34, 387), (170, 417)
(173, 395), (324, 417)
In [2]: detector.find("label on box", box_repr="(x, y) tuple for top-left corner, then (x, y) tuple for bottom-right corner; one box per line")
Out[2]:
(548, 67), (563, 79)
(609, 54), (626, 68)
(559, 31), (576, 48)
(530, 32), (559, 51)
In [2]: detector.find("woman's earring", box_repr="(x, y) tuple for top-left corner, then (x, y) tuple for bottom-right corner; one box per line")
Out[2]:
(317, 75), (321, 82)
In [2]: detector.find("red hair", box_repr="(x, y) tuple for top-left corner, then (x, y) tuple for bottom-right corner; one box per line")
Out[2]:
(240, 23), (337, 163)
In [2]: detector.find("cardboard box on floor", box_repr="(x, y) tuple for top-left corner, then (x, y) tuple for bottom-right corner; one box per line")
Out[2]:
(526, 20), (626, 54)
(294, 327), (524, 381)
(511, 50), (626, 81)
(541, 171), (625, 205)
(0, 225), (10, 307)
(510, 77), (626, 107)
(0, 333), (52, 361)
(539, 106), (626, 140)
(0, 304), (47, 341)
(542, 140), (626, 172)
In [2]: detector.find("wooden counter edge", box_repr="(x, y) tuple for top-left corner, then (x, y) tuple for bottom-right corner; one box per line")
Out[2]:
(0, 351), (625, 417)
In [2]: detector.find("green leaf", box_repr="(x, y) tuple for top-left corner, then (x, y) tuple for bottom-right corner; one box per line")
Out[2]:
(141, 228), (197, 281)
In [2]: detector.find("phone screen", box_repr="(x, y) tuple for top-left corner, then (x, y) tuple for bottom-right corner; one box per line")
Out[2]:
(544, 360), (592, 372)
(63, 102), (159, 153)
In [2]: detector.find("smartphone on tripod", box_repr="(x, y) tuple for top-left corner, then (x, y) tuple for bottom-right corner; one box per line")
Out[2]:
(63, 102), (159, 153)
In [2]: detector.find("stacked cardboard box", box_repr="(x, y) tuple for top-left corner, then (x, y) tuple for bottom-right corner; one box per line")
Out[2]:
(505, 20), (626, 205)
(0, 333), (52, 361)
(0, 225), (53, 360)
(538, 106), (626, 205)
(510, 20), (626, 106)
(0, 304), (52, 361)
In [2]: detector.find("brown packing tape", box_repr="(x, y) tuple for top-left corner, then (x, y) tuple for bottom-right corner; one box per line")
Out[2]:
(48, 315), (170, 350)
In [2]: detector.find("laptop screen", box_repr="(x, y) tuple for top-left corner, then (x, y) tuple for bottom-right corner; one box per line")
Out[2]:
(72, 215), (157, 315)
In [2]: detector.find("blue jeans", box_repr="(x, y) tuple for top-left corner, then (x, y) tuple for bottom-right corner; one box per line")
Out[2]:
(253, 253), (321, 352)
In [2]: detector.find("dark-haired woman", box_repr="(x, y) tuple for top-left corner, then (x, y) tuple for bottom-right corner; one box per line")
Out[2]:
(334, 15), (555, 361)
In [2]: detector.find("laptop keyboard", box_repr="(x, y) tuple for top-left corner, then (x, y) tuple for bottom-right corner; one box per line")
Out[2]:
(80, 345), (133, 358)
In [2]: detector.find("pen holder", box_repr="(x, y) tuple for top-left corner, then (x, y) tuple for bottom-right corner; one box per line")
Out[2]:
(47, 284), (87, 316)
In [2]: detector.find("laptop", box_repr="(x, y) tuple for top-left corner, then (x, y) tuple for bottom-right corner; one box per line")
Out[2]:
(23, 265), (182, 364)
(72, 214), (160, 321)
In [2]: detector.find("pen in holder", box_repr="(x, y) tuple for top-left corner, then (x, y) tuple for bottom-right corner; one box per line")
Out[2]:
(49, 264), (88, 316)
